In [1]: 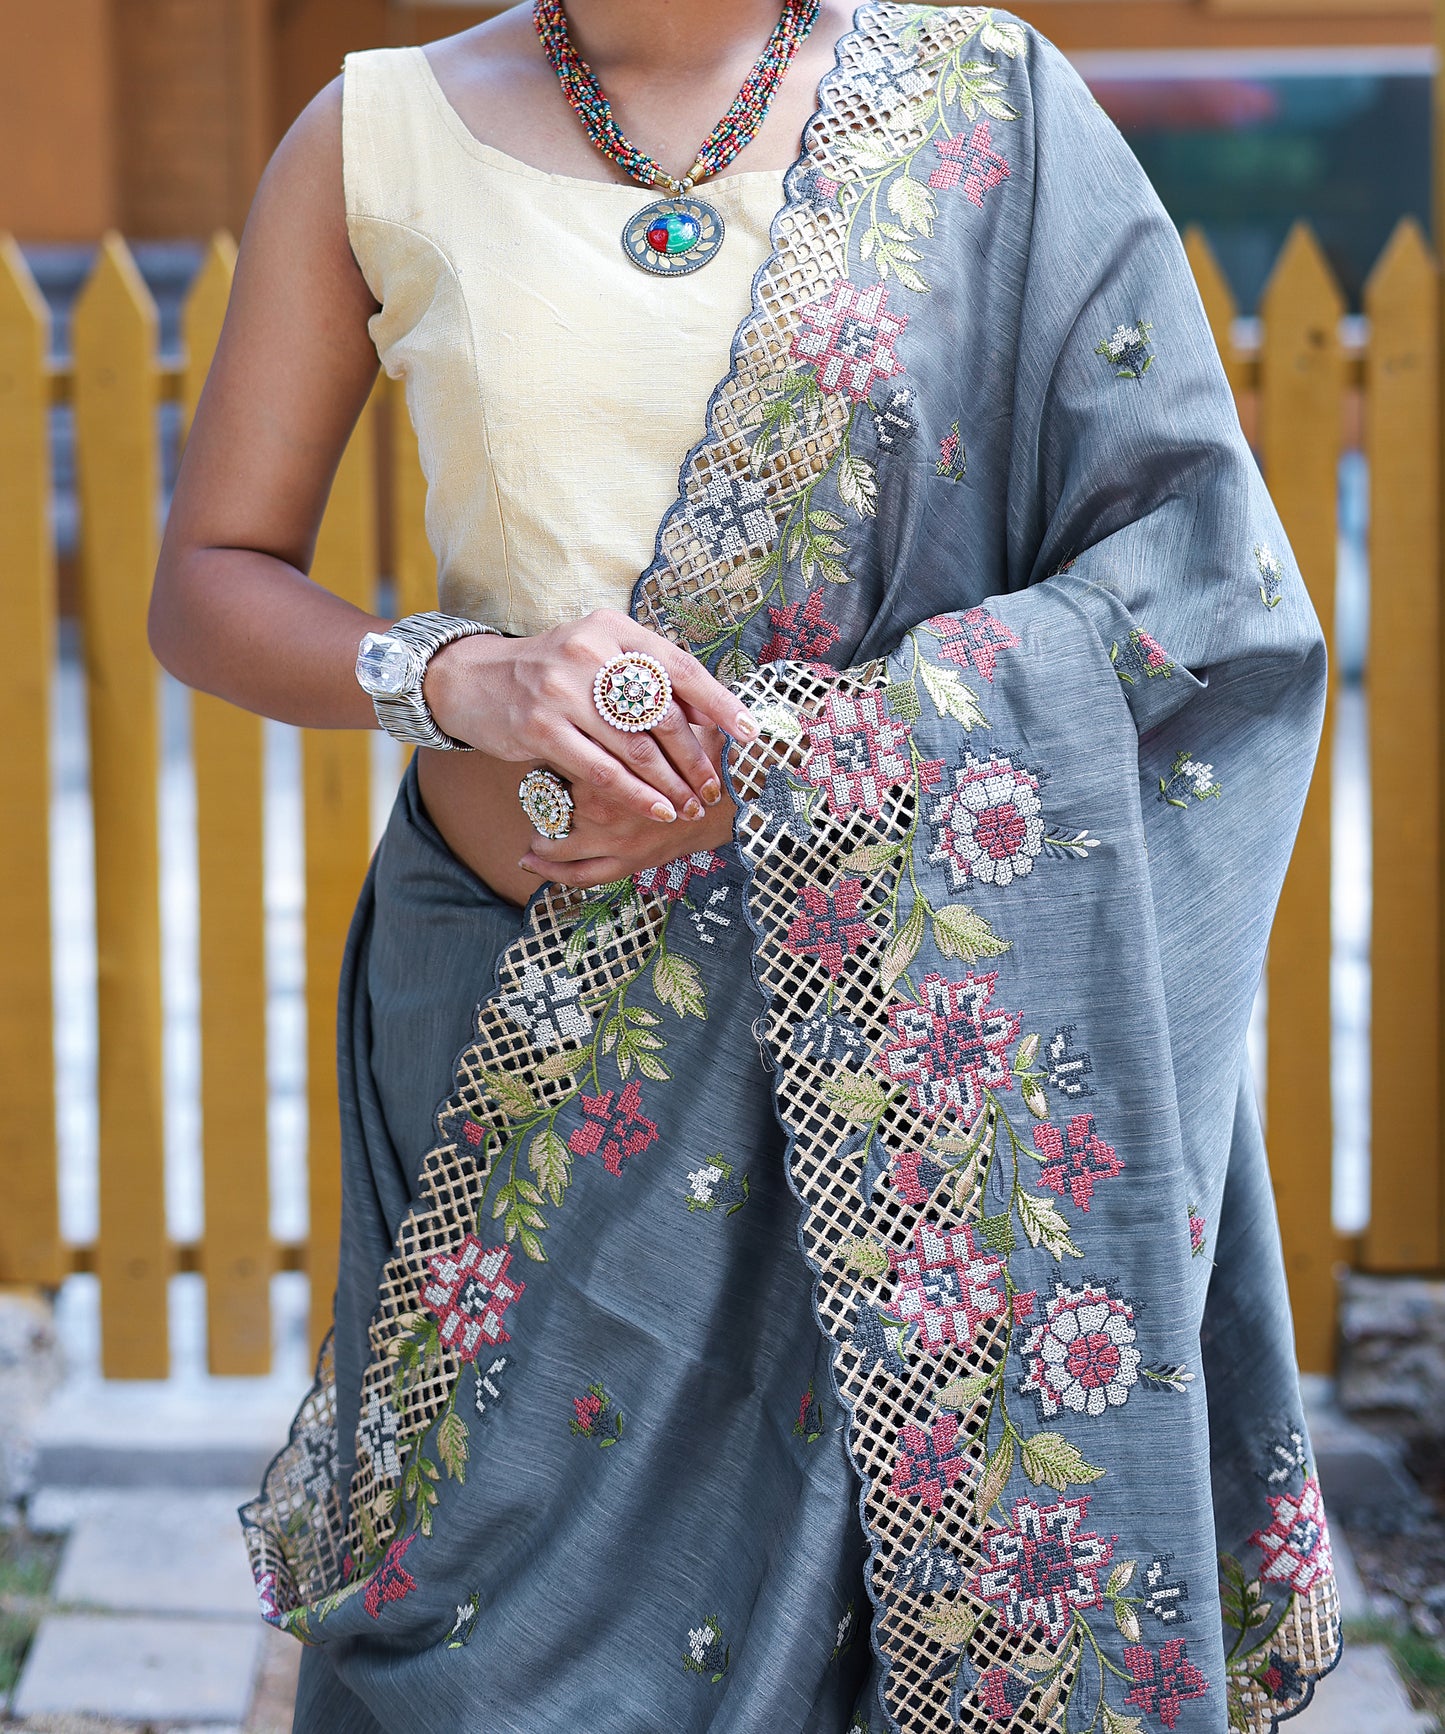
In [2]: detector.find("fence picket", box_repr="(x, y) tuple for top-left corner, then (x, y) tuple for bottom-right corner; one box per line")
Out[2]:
(1363, 218), (1443, 1272)
(1183, 224), (1245, 403)
(0, 237), (60, 1287)
(1259, 222), (1344, 1374)
(181, 233), (275, 1373)
(72, 234), (169, 1378)
(303, 384), (380, 1353)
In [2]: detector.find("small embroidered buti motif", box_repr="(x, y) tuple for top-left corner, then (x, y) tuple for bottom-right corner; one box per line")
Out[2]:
(1096, 318), (1155, 380)
(1256, 542), (1285, 609)
(893, 1533), (969, 1596)
(977, 1666), (1032, 1720)
(1032, 1113), (1123, 1212)
(791, 277), (910, 401)
(683, 1613), (731, 1682)
(1123, 1638), (1210, 1728)
(1159, 749), (1222, 808)
(832, 1601), (857, 1660)
(566, 1080), (659, 1175)
(1045, 1023), (1094, 1098)
(1112, 627), (1175, 684)
(362, 1534), (417, 1620)
(872, 384), (918, 450)
(928, 120), (1011, 206)
(850, 1301), (914, 1379)
(1258, 1424), (1309, 1488)
(1188, 1202), (1207, 1256)
(1247, 1474), (1333, 1592)
(935, 419), (967, 481)
(473, 1352), (511, 1420)
(928, 606), (1021, 682)
(1018, 1280), (1142, 1419)
(795, 1381), (824, 1442)
(569, 1380), (624, 1447)
(1142, 1553), (1192, 1626)
(447, 1592), (480, 1649)
(760, 585), (842, 666)
(685, 1155), (749, 1214)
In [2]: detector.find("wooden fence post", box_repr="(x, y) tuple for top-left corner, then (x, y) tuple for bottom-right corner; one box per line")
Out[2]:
(0, 236), (61, 1287)
(304, 387), (380, 1355)
(1258, 222), (1344, 1375)
(181, 232), (277, 1372)
(1364, 219), (1442, 1273)
(72, 233), (169, 1378)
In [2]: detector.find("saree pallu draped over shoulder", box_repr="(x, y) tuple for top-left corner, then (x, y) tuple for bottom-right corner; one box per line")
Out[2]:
(242, 6), (1343, 1730)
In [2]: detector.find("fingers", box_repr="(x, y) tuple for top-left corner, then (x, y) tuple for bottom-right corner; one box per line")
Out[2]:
(518, 849), (628, 890)
(544, 722), (686, 826)
(594, 611), (756, 743)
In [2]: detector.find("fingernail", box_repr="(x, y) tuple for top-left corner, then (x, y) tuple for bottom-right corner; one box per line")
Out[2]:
(652, 799), (677, 822)
(702, 779), (721, 805)
(683, 797), (704, 821)
(734, 711), (759, 740)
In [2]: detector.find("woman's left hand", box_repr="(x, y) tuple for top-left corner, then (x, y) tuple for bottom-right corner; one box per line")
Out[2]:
(518, 723), (737, 888)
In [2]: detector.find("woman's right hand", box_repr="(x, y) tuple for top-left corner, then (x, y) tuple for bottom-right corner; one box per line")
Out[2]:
(423, 608), (758, 824)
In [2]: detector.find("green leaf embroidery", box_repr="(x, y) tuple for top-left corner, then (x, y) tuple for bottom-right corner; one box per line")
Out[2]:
(653, 951), (707, 1019)
(478, 1068), (536, 1121)
(822, 1070), (891, 1124)
(886, 173), (937, 237)
(437, 1409), (469, 1483)
(879, 896), (926, 993)
(936, 1370), (991, 1411)
(973, 1430), (1014, 1523)
(1020, 1430), (1106, 1492)
(919, 659), (987, 729)
(527, 1125), (572, 1207)
(1017, 1191), (1084, 1260)
(837, 454), (879, 517)
(932, 902), (1010, 963)
(841, 840), (905, 873)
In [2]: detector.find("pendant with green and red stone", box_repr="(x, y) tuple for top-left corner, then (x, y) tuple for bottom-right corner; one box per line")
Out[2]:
(622, 196), (726, 276)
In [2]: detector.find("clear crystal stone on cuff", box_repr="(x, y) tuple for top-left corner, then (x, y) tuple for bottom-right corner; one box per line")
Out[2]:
(356, 631), (415, 694)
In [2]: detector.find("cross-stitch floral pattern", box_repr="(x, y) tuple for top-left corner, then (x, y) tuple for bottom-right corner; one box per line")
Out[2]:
(928, 607), (1020, 683)
(363, 1534), (417, 1621)
(1160, 749), (1223, 808)
(1247, 1474), (1333, 1592)
(873, 970), (1023, 1122)
(566, 1080), (659, 1176)
(632, 850), (727, 901)
(799, 687), (919, 817)
(889, 1414), (968, 1514)
(1032, 1113), (1123, 1212)
(923, 749), (1047, 890)
(791, 278), (909, 401)
(1018, 1281), (1142, 1420)
(888, 1218), (1008, 1354)
(929, 120), (1011, 206)
(495, 960), (592, 1050)
(421, 1239), (525, 1360)
(684, 1156), (749, 1214)
(783, 875), (876, 977)
(569, 1380), (624, 1447)
(1096, 318), (1155, 379)
(1113, 627), (1175, 685)
(759, 586), (841, 666)
(683, 1614), (730, 1681)
(1123, 1637), (1210, 1728)
(969, 1495), (1115, 1645)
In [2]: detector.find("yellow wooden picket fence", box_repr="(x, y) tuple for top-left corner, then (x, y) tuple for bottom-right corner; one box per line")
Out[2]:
(0, 219), (1440, 1380)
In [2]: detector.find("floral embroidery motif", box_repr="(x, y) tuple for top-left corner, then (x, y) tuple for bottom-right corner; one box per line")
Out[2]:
(495, 960), (592, 1050)
(891, 1145), (948, 1207)
(894, 1533), (969, 1596)
(970, 1495), (1115, 1645)
(927, 607), (1020, 683)
(789, 1010), (871, 1064)
(1247, 1474), (1333, 1592)
(1260, 1650), (1305, 1701)
(1256, 543), (1285, 609)
(760, 585), (841, 667)
(977, 1665), (1032, 1721)
(1160, 749), (1222, 808)
(1112, 628), (1175, 685)
(935, 419), (967, 481)
(1045, 1025), (1094, 1098)
(783, 875), (876, 977)
(851, 1300), (914, 1379)
(874, 970), (1023, 1122)
(686, 883), (733, 947)
(685, 1155), (749, 1214)
(1033, 1114), (1123, 1212)
(832, 1601), (857, 1660)
(929, 120), (1011, 206)
(683, 1613), (731, 1682)
(447, 1592), (480, 1648)
(799, 687), (922, 817)
(358, 1388), (401, 1479)
(1188, 1203), (1207, 1257)
(1123, 1638), (1210, 1728)
(889, 1218), (1008, 1354)
(363, 1534), (417, 1620)
(688, 470), (777, 560)
(890, 1414), (967, 1513)
(872, 384), (918, 450)
(753, 767), (818, 841)
(923, 750), (1046, 890)
(422, 1239), (525, 1359)
(570, 1380), (624, 1446)
(1018, 1281), (1142, 1420)
(795, 1381), (824, 1441)
(1258, 1423), (1309, 1489)
(473, 1352), (511, 1421)
(791, 278), (909, 401)
(566, 1080), (659, 1176)
(1096, 318), (1155, 380)
(1142, 1553), (1191, 1626)
(632, 850), (726, 901)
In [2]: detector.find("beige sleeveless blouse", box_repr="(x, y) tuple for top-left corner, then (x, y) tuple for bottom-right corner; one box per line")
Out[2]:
(340, 46), (786, 636)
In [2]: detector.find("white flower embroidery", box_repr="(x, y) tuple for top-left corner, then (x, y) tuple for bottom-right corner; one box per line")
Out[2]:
(1019, 1281), (1142, 1419)
(688, 1622), (719, 1664)
(496, 960), (591, 1050)
(687, 1162), (725, 1205)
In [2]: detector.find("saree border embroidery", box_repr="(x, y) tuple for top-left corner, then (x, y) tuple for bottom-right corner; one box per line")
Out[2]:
(241, 7), (1344, 1728)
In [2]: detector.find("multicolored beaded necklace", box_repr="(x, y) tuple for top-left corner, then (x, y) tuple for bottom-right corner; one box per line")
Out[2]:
(532, 0), (821, 276)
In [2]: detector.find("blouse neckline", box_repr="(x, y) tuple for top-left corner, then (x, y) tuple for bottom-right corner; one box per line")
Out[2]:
(409, 45), (791, 194)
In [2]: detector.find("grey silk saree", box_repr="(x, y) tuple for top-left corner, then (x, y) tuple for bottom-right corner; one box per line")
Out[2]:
(242, 7), (1344, 1730)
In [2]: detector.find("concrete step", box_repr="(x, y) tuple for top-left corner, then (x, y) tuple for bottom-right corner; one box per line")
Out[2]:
(12, 1614), (261, 1725)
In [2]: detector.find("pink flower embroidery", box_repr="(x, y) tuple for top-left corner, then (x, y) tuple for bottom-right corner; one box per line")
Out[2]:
(924, 749), (1046, 891)
(874, 970), (1023, 1123)
(799, 688), (928, 818)
(1123, 1639), (1210, 1729)
(782, 876), (874, 978)
(889, 1414), (966, 1513)
(363, 1533), (418, 1620)
(1033, 1113), (1124, 1211)
(929, 607), (1021, 682)
(790, 278), (908, 401)
(969, 1495), (1115, 1645)
(888, 1219), (1008, 1355)
(421, 1237), (525, 1359)
(1248, 1474), (1333, 1592)
(567, 1079), (659, 1176)
(929, 121), (1010, 206)
(572, 1392), (602, 1433)
(760, 586), (841, 666)
(632, 849), (726, 900)
(1018, 1281), (1142, 1420)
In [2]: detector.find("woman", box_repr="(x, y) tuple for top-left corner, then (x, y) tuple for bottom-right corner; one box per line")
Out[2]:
(149, 2), (1343, 1730)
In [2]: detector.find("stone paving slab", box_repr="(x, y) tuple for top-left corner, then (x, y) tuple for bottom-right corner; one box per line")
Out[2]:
(51, 1491), (257, 1618)
(12, 1614), (261, 1723)
(1289, 1641), (1434, 1733)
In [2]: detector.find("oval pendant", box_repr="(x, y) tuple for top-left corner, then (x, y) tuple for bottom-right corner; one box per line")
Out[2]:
(622, 197), (725, 276)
